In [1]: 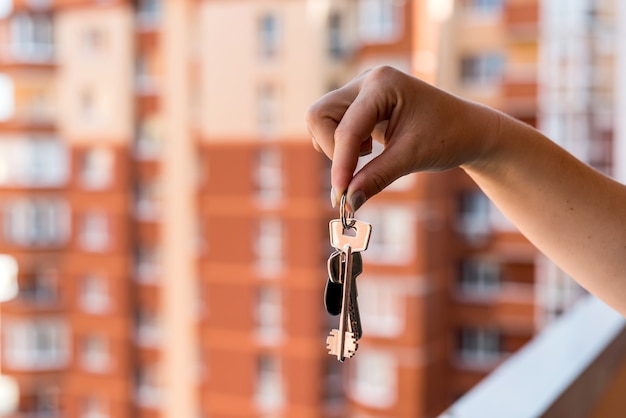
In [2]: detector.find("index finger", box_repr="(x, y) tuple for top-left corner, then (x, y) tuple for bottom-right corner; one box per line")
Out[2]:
(331, 80), (394, 202)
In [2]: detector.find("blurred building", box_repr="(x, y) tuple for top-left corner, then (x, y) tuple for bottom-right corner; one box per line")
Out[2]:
(0, 0), (615, 418)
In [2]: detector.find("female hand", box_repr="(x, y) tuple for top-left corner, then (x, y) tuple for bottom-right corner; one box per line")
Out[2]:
(306, 65), (500, 211)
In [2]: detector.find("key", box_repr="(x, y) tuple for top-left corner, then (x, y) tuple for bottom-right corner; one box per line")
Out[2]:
(328, 250), (362, 284)
(326, 244), (358, 361)
(329, 219), (372, 252)
(325, 252), (362, 316)
(349, 273), (363, 340)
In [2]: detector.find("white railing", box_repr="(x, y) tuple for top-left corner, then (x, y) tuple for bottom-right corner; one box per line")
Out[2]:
(439, 295), (626, 418)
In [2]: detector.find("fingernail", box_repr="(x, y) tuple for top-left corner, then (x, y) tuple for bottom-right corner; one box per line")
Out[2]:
(330, 187), (338, 208)
(349, 191), (366, 212)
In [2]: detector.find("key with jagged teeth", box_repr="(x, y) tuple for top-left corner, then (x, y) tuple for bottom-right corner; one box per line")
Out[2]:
(326, 244), (358, 361)
(325, 194), (372, 360)
(325, 251), (363, 339)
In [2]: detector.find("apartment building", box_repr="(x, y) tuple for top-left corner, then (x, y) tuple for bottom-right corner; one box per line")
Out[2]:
(0, 0), (600, 417)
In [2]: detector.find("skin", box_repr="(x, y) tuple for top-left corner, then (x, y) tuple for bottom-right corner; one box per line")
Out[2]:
(306, 66), (626, 316)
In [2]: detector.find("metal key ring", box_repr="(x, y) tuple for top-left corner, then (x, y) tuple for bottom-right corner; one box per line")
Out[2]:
(340, 194), (356, 230)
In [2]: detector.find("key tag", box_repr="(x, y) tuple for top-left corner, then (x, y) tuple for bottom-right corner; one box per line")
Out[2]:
(329, 194), (372, 252)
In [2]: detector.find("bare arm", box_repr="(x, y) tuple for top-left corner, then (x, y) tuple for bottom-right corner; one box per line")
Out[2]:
(306, 66), (626, 315)
(464, 115), (626, 314)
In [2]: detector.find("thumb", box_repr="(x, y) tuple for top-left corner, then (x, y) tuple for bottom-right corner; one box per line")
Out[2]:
(345, 144), (409, 212)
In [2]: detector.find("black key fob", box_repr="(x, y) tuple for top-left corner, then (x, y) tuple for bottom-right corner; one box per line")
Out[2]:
(324, 278), (343, 316)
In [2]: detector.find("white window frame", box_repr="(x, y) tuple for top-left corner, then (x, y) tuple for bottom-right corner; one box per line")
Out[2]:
(79, 211), (110, 252)
(357, 204), (415, 265)
(79, 274), (110, 314)
(80, 334), (110, 373)
(255, 218), (283, 278)
(135, 364), (161, 409)
(351, 349), (397, 408)
(255, 355), (284, 411)
(258, 12), (279, 60)
(2, 197), (70, 247)
(459, 258), (501, 296)
(458, 327), (501, 365)
(254, 147), (282, 206)
(358, 278), (405, 337)
(358, 0), (403, 43)
(0, 137), (68, 187)
(80, 148), (113, 190)
(255, 286), (282, 343)
(3, 317), (69, 370)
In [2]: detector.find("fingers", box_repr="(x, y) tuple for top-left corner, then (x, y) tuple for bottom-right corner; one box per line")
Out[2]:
(331, 78), (396, 201)
(307, 66), (403, 209)
(346, 142), (409, 212)
(306, 78), (365, 161)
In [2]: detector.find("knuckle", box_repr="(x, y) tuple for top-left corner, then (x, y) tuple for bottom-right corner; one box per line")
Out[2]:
(305, 102), (323, 126)
(365, 65), (398, 84)
(370, 170), (392, 193)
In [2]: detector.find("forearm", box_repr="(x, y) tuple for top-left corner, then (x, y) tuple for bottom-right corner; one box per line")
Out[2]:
(463, 112), (626, 314)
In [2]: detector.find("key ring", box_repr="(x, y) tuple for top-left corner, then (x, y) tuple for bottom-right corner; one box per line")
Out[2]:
(340, 194), (356, 230)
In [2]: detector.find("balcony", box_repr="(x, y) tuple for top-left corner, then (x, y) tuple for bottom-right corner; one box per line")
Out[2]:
(452, 282), (535, 330)
(439, 295), (626, 418)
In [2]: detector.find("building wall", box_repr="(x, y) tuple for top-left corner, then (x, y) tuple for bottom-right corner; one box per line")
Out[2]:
(0, 0), (572, 417)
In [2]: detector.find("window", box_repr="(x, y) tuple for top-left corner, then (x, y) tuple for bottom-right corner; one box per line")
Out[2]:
(134, 178), (160, 220)
(79, 274), (110, 314)
(80, 148), (113, 190)
(18, 268), (58, 305)
(10, 13), (53, 62)
(16, 81), (55, 124)
(255, 355), (284, 411)
(134, 244), (160, 283)
(134, 115), (162, 159)
(134, 307), (160, 347)
(258, 83), (279, 137)
(460, 53), (505, 87)
(459, 259), (500, 296)
(137, 0), (162, 29)
(328, 12), (346, 59)
(358, 0), (402, 43)
(323, 357), (344, 407)
(460, 0), (503, 17)
(80, 334), (110, 373)
(458, 190), (491, 242)
(351, 350), (397, 408)
(80, 397), (109, 418)
(135, 50), (159, 94)
(255, 287), (282, 343)
(254, 218), (283, 277)
(18, 385), (60, 417)
(135, 364), (161, 408)
(78, 212), (110, 252)
(457, 327), (501, 365)
(3, 198), (70, 247)
(358, 278), (404, 337)
(0, 138), (68, 187)
(259, 13), (279, 59)
(3, 317), (69, 370)
(79, 88), (97, 123)
(254, 148), (282, 205)
(357, 205), (415, 264)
